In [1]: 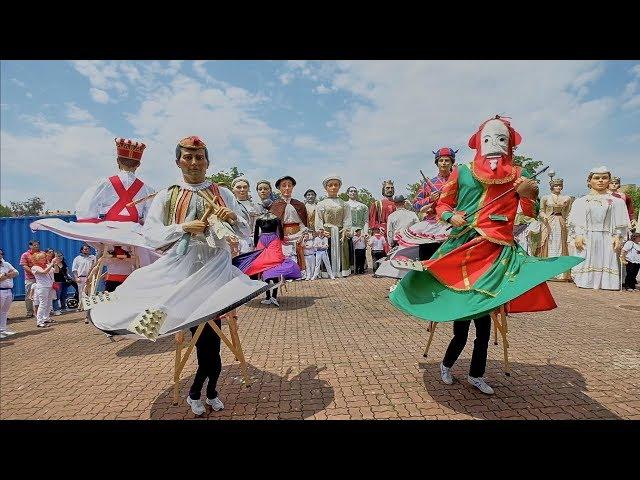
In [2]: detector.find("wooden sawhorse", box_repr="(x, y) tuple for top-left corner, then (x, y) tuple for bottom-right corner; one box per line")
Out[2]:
(422, 305), (511, 376)
(173, 312), (250, 405)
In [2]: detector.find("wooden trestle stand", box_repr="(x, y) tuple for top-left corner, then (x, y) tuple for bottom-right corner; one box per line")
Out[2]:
(173, 311), (250, 405)
(422, 305), (511, 376)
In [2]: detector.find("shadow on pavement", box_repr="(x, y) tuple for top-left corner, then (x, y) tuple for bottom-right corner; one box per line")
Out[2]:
(419, 359), (621, 420)
(116, 334), (177, 357)
(149, 363), (334, 420)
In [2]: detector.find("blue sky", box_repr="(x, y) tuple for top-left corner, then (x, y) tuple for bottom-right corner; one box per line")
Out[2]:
(1, 60), (639, 211)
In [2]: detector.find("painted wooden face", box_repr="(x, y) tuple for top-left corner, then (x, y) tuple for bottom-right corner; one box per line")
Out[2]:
(233, 180), (250, 200)
(589, 172), (611, 193)
(324, 179), (341, 197)
(279, 179), (294, 198)
(177, 147), (208, 183)
(347, 187), (358, 200)
(305, 190), (317, 203)
(257, 182), (272, 200)
(480, 119), (510, 170)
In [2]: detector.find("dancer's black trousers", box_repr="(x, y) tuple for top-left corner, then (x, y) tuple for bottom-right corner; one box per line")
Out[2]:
(442, 315), (491, 378)
(188, 319), (222, 400)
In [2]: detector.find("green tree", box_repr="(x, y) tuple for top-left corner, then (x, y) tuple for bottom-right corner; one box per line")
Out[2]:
(207, 166), (244, 189)
(623, 184), (640, 217)
(406, 181), (422, 201)
(0, 204), (12, 217)
(513, 155), (544, 179)
(10, 196), (45, 216)
(336, 188), (375, 207)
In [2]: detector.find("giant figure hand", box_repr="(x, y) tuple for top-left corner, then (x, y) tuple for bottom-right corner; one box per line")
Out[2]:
(574, 236), (585, 251)
(449, 214), (468, 228)
(514, 177), (539, 200)
(216, 206), (237, 223)
(612, 237), (621, 252)
(182, 220), (207, 235)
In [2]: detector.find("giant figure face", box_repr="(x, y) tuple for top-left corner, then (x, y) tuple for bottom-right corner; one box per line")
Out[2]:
(177, 147), (208, 184)
(324, 179), (341, 198)
(256, 182), (272, 201)
(232, 180), (250, 201)
(347, 186), (358, 200)
(588, 172), (611, 193)
(436, 156), (454, 174)
(609, 178), (620, 192)
(382, 181), (395, 198)
(304, 190), (317, 204)
(278, 179), (295, 198)
(480, 119), (510, 171)
(551, 183), (563, 194)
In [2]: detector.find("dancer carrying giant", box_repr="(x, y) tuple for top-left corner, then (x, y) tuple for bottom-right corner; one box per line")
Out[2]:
(390, 116), (583, 394)
(87, 136), (269, 337)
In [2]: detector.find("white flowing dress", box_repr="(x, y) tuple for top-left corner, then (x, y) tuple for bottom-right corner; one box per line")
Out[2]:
(88, 180), (269, 338)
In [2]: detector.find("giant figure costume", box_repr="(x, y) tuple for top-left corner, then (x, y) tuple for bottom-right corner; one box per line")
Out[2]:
(390, 116), (583, 323)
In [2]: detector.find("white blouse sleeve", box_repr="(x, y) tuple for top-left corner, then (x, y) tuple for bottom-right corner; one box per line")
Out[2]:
(567, 197), (586, 238)
(75, 178), (109, 219)
(142, 189), (184, 248)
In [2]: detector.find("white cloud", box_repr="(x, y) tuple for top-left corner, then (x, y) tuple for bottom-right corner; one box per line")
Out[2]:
(1, 119), (117, 210)
(302, 60), (635, 198)
(279, 72), (294, 85)
(25, 92), (33, 98)
(90, 88), (109, 104)
(124, 73), (283, 188)
(11, 78), (26, 88)
(314, 84), (334, 95)
(622, 95), (640, 111)
(65, 103), (95, 122)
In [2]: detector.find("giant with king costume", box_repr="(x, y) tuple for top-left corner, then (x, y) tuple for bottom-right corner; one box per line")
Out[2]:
(30, 137), (160, 270)
(390, 116), (583, 323)
(87, 136), (269, 339)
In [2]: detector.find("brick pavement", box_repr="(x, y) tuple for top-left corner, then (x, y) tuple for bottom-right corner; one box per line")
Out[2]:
(1, 276), (639, 420)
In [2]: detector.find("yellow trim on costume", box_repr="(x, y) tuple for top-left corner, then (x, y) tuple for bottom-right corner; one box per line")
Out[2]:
(470, 161), (517, 185)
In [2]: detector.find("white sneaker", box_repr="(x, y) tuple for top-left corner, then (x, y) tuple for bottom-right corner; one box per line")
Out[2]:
(270, 297), (280, 307)
(36, 322), (47, 328)
(52, 310), (62, 316)
(260, 299), (272, 305)
(0, 332), (7, 339)
(2, 330), (17, 336)
(206, 396), (224, 411)
(440, 363), (453, 385)
(468, 375), (494, 395)
(186, 396), (206, 416)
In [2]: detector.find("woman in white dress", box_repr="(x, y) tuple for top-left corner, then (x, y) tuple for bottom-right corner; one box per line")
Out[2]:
(567, 166), (631, 290)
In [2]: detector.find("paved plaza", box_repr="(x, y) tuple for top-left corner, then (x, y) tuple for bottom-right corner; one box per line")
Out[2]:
(1, 276), (639, 420)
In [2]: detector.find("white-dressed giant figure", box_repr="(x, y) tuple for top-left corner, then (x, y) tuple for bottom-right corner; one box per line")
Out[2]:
(567, 166), (631, 290)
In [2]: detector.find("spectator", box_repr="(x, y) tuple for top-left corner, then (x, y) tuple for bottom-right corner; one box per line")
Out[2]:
(368, 227), (388, 275)
(621, 232), (640, 291)
(52, 251), (78, 314)
(30, 251), (60, 327)
(19, 240), (40, 318)
(72, 244), (96, 308)
(0, 247), (19, 338)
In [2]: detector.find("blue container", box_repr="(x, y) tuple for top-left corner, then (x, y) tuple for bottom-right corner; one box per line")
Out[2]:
(0, 215), (91, 300)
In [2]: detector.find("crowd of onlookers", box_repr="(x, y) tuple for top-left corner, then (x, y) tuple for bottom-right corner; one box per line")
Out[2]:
(0, 240), (97, 338)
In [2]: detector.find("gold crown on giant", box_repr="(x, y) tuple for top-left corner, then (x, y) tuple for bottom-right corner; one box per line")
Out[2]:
(115, 137), (146, 161)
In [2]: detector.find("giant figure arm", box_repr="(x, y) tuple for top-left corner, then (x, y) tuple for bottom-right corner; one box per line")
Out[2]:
(141, 189), (184, 249)
(75, 178), (109, 219)
(435, 167), (460, 223)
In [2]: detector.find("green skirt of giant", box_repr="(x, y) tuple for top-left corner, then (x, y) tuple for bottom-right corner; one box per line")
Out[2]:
(389, 242), (583, 323)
